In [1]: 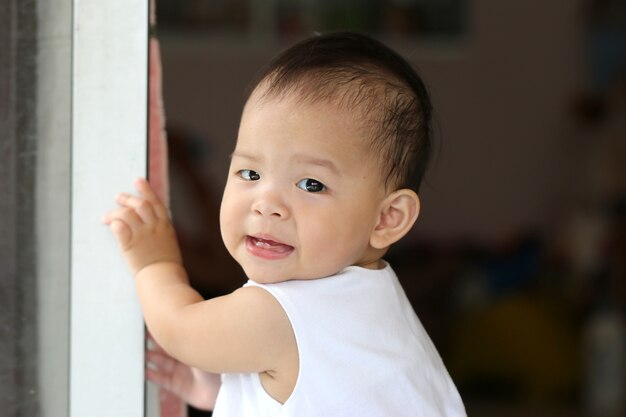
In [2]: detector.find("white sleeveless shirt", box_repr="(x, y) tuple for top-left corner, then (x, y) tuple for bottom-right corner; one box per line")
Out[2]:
(212, 263), (466, 417)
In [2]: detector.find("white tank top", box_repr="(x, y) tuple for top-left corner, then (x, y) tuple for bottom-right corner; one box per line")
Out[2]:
(212, 263), (466, 417)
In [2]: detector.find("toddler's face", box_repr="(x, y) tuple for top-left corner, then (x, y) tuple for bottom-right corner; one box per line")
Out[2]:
(219, 88), (389, 284)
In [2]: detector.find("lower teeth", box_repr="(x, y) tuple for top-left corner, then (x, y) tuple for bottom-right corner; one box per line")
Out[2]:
(255, 240), (273, 248)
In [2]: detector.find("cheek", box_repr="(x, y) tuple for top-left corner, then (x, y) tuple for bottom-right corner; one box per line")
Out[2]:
(325, 201), (377, 246)
(219, 188), (242, 244)
(299, 207), (366, 259)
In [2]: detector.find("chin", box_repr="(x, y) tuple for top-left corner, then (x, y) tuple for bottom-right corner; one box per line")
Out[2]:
(248, 275), (289, 285)
(241, 266), (288, 284)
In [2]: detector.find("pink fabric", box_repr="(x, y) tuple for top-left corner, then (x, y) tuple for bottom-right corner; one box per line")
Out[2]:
(148, 1), (183, 416)
(148, 18), (169, 205)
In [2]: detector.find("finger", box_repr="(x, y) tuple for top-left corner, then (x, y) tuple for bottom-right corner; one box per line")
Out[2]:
(146, 368), (175, 391)
(135, 178), (169, 219)
(110, 220), (132, 249)
(147, 340), (167, 355)
(116, 193), (156, 224)
(146, 367), (167, 385)
(104, 207), (143, 249)
(105, 206), (143, 230)
(101, 211), (114, 225)
(146, 350), (177, 373)
(102, 208), (129, 225)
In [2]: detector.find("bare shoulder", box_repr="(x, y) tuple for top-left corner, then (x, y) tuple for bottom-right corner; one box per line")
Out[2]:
(171, 284), (297, 378)
(226, 285), (295, 353)
(231, 286), (299, 403)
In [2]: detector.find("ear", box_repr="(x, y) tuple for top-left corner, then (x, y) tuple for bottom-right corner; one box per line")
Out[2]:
(370, 189), (420, 250)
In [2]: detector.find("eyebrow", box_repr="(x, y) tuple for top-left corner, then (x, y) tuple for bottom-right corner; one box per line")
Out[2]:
(293, 154), (340, 176)
(231, 151), (340, 175)
(230, 151), (259, 161)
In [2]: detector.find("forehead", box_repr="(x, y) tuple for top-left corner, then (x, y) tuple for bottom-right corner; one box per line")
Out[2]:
(238, 86), (385, 176)
(241, 88), (357, 147)
(243, 81), (379, 137)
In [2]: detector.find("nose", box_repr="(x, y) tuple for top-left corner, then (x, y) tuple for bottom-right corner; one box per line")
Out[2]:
(251, 188), (290, 219)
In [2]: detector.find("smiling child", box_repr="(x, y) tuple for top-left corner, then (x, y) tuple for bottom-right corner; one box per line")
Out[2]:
(103, 31), (466, 416)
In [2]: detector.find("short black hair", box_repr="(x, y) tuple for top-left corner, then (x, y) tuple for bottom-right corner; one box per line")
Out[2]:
(246, 31), (433, 193)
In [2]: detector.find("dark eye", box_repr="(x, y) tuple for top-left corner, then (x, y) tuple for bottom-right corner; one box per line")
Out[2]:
(296, 178), (326, 192)
(239, 169), (260, 181)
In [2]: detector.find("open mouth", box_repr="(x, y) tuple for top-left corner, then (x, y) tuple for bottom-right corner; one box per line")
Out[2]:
(246, 236), (294, 260)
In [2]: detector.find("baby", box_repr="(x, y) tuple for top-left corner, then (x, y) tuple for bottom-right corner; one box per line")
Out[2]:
(103, 31), (466, 416)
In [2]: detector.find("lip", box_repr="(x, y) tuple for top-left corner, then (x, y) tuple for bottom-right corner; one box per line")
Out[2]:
(246, 235), (294, 260)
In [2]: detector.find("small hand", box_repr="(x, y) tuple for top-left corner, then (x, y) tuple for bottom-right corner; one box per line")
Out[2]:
(102, 178), (183, 277)
(147, 336), (221, 411)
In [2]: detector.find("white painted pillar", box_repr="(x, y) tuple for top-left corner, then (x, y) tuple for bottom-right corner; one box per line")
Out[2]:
(71, 1), (149, 416)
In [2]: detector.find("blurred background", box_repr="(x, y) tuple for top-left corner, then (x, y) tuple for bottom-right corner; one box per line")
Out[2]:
(1, 0), (624, 416)
(154, 0), (625, 416)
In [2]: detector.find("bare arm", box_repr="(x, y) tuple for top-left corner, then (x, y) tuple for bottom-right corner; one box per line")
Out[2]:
(102, 178), (295, 376)
(146, 336), (221, 410)
(136, 263), (293, 374)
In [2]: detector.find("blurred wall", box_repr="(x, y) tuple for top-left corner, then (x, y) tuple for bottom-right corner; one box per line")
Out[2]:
(157, 2), (626, 414)
(158, 0), (587, 244)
